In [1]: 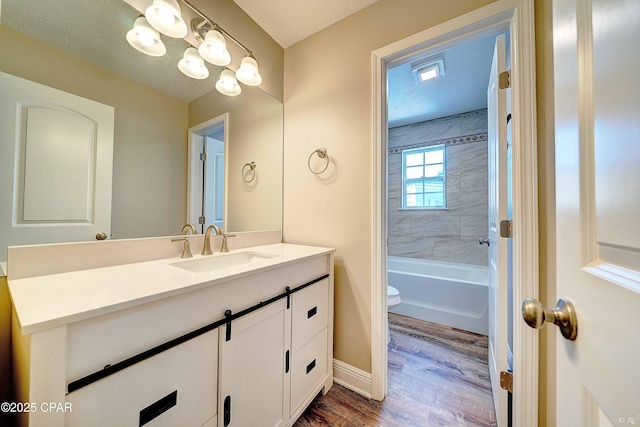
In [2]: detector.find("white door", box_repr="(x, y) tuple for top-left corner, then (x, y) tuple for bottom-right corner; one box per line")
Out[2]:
(0, 72), (114, 261)
(487, 34), (509, 427)
(204, 136), (225, 229)
(552, 0), (640, 425)
(187, 115), (227, 233)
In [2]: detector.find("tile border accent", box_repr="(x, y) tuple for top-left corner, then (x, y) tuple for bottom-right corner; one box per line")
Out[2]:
(388, 132), (488, 154)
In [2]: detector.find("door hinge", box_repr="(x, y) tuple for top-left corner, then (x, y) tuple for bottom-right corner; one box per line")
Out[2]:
(198, 216), (206, 225)
(200, 152), (207, 161)
(500, 371), (513, 393)
(500, 219), (513, 238)
(499, 70), (511, 89)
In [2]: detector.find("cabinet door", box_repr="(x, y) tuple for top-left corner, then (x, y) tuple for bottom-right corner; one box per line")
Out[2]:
(218, 300), (290, 427)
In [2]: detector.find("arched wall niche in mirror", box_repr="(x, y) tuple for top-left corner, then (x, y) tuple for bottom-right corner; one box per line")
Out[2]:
(0, 0), (284, 263)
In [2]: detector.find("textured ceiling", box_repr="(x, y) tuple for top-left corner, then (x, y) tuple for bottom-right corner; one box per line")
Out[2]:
(232, 0), (379, 48)
(387, 34), (501, 128)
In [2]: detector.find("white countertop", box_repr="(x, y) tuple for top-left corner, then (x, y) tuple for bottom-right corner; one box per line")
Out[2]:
(8, 243), (334, 335)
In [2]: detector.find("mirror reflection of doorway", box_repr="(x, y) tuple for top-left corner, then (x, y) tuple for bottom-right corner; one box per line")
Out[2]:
(187, 114), (228, 233)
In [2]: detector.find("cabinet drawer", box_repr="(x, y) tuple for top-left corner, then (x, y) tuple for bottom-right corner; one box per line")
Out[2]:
(291, 328), (328, 413)
(292, 279), (328, 352)
(66, 329), (218, 427)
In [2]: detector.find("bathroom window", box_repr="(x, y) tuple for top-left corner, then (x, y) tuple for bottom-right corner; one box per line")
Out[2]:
(402, 145), (446, 208)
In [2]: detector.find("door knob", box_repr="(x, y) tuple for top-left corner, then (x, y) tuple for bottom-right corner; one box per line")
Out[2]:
(95, 232), (108, 240)
(521, 298), (577, 341)
(479, 238), (490, 246)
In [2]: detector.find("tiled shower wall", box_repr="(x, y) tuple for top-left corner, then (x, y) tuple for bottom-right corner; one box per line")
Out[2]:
(388, 109), (489, 266)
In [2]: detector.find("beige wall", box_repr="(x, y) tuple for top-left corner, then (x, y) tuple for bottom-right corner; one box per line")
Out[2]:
(189, 87), (283, 232)
(282, 0), (496, 373)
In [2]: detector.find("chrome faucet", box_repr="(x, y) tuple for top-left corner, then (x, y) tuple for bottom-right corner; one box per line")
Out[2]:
(182, 223), (197, 235)
(202, 224), (223, 255)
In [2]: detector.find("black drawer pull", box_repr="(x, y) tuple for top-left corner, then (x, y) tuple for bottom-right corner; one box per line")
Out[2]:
(224, 395), (231, 426)
(139, 390), (177, 426)
(307, 306), (317, 318)
(306, 359), (317, 374)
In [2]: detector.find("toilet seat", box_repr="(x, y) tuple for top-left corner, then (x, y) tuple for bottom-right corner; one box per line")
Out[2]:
(387, 285), (401, 308)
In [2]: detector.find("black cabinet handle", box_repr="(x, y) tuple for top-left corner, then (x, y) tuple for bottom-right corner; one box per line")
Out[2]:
(307, 306), (317, 319)
(306, 359), (316, 374)
(224, 395), (231, 426)
(139, 390), (177, 426)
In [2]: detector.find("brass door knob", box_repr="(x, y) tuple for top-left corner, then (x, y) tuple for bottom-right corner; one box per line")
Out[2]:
(522, 298), (577, 341)
(95, 232), (108, 240)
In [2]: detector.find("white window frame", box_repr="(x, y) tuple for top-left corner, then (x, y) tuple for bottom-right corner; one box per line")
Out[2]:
(401, 144), (446, 209)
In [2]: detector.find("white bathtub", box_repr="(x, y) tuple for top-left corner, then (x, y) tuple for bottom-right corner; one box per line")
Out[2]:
(387, 256), (489, 335)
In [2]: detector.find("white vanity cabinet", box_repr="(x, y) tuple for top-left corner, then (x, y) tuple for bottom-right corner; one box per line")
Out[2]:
(9, 244), (334, 427)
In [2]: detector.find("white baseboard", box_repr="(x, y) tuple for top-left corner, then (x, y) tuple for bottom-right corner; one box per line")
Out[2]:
(332, 359), (372, 398)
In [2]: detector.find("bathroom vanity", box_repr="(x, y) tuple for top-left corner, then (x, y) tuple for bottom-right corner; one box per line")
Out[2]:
(8, 238), (334, 427)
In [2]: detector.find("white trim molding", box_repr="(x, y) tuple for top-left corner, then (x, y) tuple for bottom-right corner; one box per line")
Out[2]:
(371, 1), (538, 425)
(332, 359), (373, 399)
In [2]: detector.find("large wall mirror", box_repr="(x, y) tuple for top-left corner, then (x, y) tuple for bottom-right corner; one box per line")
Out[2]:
(0, 0), (283, 264)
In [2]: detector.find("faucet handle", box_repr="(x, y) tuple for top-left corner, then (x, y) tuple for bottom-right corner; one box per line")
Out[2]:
(171, 237), (193, 258)
(220, 234), (236, 253)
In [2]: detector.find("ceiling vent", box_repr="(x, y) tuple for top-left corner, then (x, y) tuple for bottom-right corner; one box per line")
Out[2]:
(411, 56), (445, 84)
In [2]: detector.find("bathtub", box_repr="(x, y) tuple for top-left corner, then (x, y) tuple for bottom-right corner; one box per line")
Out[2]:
(387, 256), (489, 335)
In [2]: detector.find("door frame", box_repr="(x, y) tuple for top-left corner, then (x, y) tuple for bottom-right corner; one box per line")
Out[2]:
(370, 1), (538, 425)
(187, 113), (229, 232)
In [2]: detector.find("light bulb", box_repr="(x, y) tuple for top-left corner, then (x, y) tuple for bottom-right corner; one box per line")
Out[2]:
(138, 30), (155, 47)
(178, 47), (209, 79)
(145, 0), (188, 38)
(216, 69), (241, 96)
(126, 17), (166, 57)
(235, 55), (262, 86)
(198, 29), (231, 66)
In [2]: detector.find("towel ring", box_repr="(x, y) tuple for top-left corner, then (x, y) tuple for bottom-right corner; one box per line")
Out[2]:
(308, 148), (329, 175)
(242, 161), (256, 183)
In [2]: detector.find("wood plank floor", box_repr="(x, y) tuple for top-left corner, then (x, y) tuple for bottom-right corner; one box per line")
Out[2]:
(294, 313), (497, 426)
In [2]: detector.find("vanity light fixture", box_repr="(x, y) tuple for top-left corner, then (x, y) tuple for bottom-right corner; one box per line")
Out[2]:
(126, 0), (263, 96)
(178, 47), (209, 79)
(411, 56), (445, 84)
(126, 16), (166, 57)
(215, 69), (242, 96)
(145, 0), (188, 38)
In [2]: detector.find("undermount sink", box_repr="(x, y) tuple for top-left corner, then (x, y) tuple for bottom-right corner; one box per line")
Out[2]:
(170, 251), (278, 273)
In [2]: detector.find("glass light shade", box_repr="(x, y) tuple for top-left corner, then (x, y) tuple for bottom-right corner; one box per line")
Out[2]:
(126, 17), (166, 57)
(178, 47), (209, 79)
(216, 69), (242, 96)
(145, 0), (188, 38)
(198, 30), (231, 66)
(235, 55), (262, 86)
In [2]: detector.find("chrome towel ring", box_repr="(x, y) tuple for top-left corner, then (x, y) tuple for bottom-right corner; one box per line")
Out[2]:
(308, 148), (329, 175)
(242, 161), (256, 183)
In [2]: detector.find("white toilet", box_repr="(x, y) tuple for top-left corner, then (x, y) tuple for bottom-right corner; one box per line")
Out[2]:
(387, 285), (401, 343)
